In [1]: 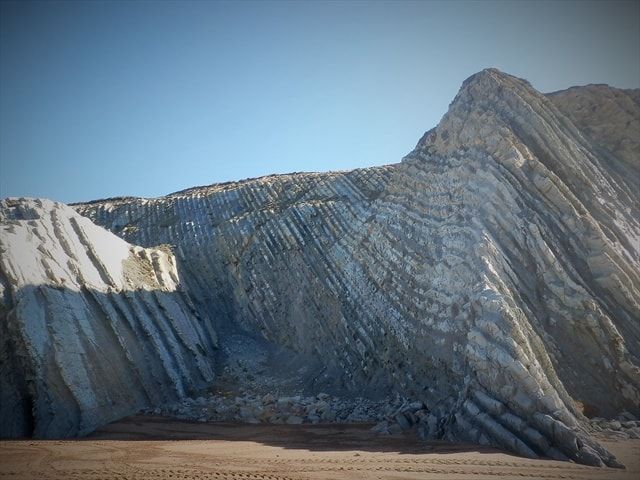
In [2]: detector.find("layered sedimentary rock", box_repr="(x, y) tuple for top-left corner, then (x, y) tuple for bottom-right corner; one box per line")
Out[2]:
(547, 83), (640, 172)
(0, 198), (217, 438)
(2, 69), (638, 467)
(71, 69), (640, 467)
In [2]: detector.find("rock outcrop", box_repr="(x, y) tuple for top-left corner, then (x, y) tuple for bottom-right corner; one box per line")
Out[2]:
(2, 69), (638, 468)
(547, 83), (640, 173)
(0, 198), (217, 438)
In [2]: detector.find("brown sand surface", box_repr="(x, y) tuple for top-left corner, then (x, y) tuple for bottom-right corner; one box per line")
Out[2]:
(1, 415), (639, 480)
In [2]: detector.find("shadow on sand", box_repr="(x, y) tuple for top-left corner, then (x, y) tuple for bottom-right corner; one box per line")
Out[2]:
(83, 414), (516, 457)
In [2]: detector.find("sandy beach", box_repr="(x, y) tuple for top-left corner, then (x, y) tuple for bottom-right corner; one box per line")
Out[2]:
(1, 416), (639, 480)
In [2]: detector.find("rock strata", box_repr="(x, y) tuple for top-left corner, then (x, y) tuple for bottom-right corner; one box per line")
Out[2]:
(72, 70), (639, 467)
(1, 69), (638, 468)
(0, 198), (217, 438)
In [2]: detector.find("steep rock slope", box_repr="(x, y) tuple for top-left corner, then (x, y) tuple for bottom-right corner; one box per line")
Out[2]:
(415, 69), (640, 415)
(75, 69), (639, 467)
(546, 84), (640, 209)
(547, 84), (639, 170)
(0, 198), (217, 438)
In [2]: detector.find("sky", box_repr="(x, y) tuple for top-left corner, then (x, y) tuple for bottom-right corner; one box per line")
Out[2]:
(1, 0), (639, 204)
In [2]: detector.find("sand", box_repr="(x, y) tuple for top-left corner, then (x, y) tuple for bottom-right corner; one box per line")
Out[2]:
(1, 416), (639, 480)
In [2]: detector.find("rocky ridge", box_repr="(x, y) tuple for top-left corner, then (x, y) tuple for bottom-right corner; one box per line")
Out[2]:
(1, 69), (638, 468)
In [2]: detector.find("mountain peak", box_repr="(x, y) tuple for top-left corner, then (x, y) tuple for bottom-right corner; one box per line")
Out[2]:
(461, 67), (513, 85)
(455, 68), (535, 105)
(410, 68), (554, 157)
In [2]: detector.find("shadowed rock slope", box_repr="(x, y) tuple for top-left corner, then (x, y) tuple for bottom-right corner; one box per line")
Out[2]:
(1, 69), (637, 467)
(0, 198), (217, 438)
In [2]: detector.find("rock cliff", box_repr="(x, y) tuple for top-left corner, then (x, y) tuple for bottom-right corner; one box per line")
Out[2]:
(0, 198), (217, 438)
(2, 69), (638, 468)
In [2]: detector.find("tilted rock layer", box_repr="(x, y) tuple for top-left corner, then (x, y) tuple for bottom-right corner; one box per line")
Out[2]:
(0, 198), (217, 438)
(1, 69), (638, 467)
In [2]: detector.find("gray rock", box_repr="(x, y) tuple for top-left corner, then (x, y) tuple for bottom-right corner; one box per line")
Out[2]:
(321, 410), (336, 422)
(420, 414), (440, 439)
(239, 406), (255, 419)
(609, 420), (622, 431)
(286, 415), (304, 425)
(388, 424), (403, 435)
(404, 401), (425, 413)
(627, 427), (640, 439)
(620, 411), (638, 421)
(395, 413), (412, 431)
(372, 421), (390, 434)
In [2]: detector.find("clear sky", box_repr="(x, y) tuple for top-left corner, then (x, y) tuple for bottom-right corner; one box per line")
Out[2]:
(1, 0), (639, 203)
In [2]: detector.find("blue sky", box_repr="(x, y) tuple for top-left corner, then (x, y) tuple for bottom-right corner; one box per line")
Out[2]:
(1, 0), (639, 203)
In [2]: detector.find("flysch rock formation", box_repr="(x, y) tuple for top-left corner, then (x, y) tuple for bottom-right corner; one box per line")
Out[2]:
(0, 198), (217, 438)
(1, 69), (638, 468)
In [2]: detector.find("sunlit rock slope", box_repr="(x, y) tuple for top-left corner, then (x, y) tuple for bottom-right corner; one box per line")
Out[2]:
(0, 198), (217, 438)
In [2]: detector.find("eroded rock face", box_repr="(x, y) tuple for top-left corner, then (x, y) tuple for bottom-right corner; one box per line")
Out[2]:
(2, 69), (638, 468)
(547, 83), (640, 172)
(0, 198), (217, 438)
(72, 70), (639, 467)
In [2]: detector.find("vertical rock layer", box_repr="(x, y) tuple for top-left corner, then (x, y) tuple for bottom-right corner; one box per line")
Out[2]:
(0, 198), (217, 438)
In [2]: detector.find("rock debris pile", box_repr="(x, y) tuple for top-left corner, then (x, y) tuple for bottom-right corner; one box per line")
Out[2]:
(590, 414), (640, 440)
(151, 393), (640, 441)
(148, 392), (434, 433)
